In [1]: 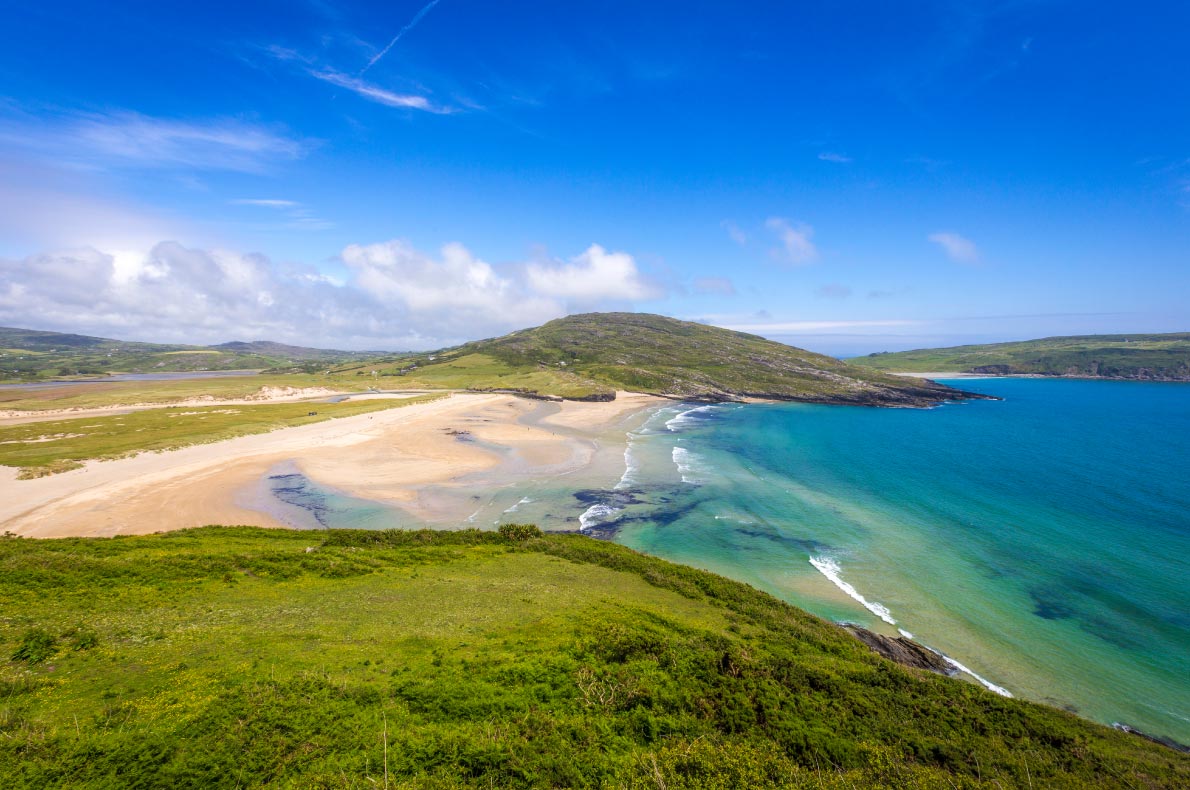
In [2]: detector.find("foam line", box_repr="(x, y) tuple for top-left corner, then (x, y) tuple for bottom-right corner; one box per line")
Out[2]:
(808, 556), (897, 625)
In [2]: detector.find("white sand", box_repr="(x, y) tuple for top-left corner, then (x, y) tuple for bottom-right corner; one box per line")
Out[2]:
(1, 391), (667, 538)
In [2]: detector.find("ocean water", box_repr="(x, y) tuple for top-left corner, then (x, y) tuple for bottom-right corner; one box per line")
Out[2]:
(243, 379), (1190, 742)
(609, 379), (1190, 743)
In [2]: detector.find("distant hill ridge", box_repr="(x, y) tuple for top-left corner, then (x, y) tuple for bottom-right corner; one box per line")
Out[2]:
(848, 332), (1190, 380)
(338, 312), (988, 407)
(0, 326), (370, 380)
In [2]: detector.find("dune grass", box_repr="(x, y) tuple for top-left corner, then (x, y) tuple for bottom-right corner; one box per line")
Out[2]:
(0, 374), (378, 412)
(0, 395), (444, 476)
(0, 526), (1184, 788)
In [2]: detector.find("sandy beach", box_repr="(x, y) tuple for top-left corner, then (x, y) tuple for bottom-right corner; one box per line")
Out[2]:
(0, 391), (666, 539)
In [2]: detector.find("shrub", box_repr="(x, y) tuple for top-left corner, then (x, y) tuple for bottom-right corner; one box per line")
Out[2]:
(497, 523), (542, 541)
(68, 626), (100, 651)
(11, 628), (58, 664)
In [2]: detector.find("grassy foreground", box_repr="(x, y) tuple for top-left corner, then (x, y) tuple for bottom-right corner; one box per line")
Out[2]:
(1, 526), (1184, 788)
(0, 395), (443, 477)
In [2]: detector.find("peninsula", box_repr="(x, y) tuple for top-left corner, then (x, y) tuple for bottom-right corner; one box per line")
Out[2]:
(848, 332), (1190, 380)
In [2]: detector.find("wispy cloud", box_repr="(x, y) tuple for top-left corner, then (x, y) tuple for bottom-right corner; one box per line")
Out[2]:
(721, 220), (748, 246)
(230, 199), (298, 208)
(310, 69), (449, 113)
(928, 231), (980, 264)
(818, 152), (852, 164)
(361, 0), (444, 74)
(0, 109), (309, 173)
(765, 217), (818, 265)
(229, 198), (333, 231)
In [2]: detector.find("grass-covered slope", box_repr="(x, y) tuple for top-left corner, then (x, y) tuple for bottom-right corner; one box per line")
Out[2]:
(1, 526), (1185, 789)
(346, 313), (977, 406)
(0, 327), (370, 381)
(849, 333), (1190, 380)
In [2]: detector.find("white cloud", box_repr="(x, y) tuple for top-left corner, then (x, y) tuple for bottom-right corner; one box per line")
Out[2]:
(0, 239), (664, 350)
(818, 152), (852, 163)
(310, 70), (448, 113)
(0, 110), (310, 173)
(928, 231), (980, 264)
(692, 276), (736, 296)
(525, 244), (661, 303)
(721, 220), (748, 246)
(765, 217), (818, 265)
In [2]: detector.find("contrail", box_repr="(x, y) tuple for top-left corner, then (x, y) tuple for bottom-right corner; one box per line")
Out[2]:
(361, 0), (442, 75)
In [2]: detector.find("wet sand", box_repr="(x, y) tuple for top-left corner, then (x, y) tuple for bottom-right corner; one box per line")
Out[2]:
(1, 392), (666, 538)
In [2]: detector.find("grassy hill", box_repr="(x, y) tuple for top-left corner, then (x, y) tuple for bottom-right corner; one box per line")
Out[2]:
(339, 313), (980, 407)
(0, 525), (1184, 788)
(849, 333), (1190, 380)
(0, 327), (371, 381)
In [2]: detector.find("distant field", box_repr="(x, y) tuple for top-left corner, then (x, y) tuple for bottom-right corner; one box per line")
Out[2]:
(0, 374), (375, 412)
(348, 352), (611, 399)
(0, 395), (443, 477)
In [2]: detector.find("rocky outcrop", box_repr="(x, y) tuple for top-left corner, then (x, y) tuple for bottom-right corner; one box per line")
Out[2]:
(843, 625), (957, 676)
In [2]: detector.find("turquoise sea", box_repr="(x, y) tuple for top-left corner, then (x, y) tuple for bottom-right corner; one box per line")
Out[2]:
(245, 378), (1190, 743)
(603, 378), (1190, 744)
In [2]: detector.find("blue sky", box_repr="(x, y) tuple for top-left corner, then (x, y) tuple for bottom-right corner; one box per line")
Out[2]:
(1, 1), (1187, 353)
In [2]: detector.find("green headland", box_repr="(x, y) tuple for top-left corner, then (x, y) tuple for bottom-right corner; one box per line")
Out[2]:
(848, 333), (1190, 380)
(334, 312), (979, 406)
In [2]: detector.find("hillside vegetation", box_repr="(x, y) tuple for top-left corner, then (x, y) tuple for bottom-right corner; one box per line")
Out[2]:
(0, 327), (371, 381)
(340, 313), (978, 406)
(1, 526), (1185, 789)
(849, 333), (1190, 380)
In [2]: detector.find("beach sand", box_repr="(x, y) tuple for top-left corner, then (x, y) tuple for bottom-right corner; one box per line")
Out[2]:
(1, 391), (667, 538)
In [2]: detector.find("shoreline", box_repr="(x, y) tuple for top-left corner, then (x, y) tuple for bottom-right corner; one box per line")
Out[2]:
(0, 391), (667, 539)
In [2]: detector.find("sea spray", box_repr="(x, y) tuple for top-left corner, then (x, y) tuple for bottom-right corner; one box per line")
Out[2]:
(503, 496), (533, 513)
(810, 557), (1013, 696)
(665, 404), (720, 432)
(808, 556), (897, 625)
(671, 446), (712, 485)
(579, 503), (622, 531)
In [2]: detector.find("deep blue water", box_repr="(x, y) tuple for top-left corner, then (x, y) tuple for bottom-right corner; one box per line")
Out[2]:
(611, 379), (1190, 742)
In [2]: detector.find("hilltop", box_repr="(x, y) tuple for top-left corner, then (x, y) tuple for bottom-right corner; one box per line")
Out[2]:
(1, 525), (1185, 788)
(0, 327), (370, 381)
(339, 313), (983, 407)
(848, 333), (1190, 380)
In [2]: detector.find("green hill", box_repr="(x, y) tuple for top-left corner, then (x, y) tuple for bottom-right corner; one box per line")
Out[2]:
(341, 313), (981, 407)
(0, 327), (371, 381)
(848, 333), (1190, 380)
(0, 526), (1184, 788)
